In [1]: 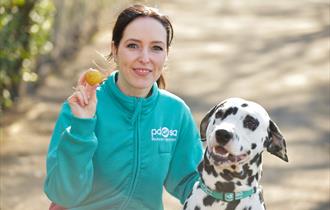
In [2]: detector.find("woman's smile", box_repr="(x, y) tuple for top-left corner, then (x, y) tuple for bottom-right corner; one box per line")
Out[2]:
(133, 67), (152, 77)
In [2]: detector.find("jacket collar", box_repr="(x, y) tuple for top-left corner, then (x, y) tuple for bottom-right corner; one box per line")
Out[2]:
(104, 71), (159, 117)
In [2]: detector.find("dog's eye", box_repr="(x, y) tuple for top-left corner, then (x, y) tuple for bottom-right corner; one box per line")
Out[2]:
(215, 110), (224, 119)
(243, 115), (260, 131)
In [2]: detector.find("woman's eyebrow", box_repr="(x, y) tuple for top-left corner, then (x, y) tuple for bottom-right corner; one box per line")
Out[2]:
(124, 38), (140, 43)
(151, 41), (166, 46)
(124, 38), (165, 45)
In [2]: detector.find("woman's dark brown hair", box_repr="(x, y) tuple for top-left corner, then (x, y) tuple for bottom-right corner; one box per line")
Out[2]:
(108, 4), (174, 89)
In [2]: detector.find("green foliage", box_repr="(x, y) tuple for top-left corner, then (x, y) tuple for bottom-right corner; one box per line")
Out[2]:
(0, 0), (55, 111)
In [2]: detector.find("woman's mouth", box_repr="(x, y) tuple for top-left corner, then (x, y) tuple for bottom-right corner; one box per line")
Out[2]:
(133, 68), (152, 76)
(209, 146), (247, 164)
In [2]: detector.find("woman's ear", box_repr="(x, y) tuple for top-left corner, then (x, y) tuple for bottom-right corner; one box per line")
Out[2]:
(111, 41), (118, 61)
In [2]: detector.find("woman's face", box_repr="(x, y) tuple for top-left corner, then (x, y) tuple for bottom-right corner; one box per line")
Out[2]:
(112, 17), (168, 97)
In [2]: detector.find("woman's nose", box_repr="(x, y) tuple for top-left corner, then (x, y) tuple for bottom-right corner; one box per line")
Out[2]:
(139, 49), (151, 64)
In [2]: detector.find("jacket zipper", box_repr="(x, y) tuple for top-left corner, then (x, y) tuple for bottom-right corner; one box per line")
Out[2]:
(120, 99), (142, 209)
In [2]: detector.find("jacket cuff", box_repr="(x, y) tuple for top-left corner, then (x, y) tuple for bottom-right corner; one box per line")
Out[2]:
(70, 115), (97, 138)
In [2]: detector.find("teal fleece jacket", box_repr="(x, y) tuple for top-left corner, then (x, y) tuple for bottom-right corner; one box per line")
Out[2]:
(44, 71), (203, 210)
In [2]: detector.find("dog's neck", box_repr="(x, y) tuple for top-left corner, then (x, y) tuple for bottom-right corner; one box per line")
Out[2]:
(199, 152), (263, 193)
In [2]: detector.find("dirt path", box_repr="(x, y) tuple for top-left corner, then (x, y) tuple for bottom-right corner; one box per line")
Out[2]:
(1, 0), (329, 210)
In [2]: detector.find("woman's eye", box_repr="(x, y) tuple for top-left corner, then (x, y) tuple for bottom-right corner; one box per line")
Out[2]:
(127, 43), (138, 49)
(152, 46), (164, 51)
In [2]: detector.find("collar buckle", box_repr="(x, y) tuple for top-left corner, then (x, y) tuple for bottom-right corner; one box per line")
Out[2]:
(224, 192), (234, 202)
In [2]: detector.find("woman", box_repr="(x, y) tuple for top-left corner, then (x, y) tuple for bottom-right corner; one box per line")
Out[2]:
(44, 4), (203, 210)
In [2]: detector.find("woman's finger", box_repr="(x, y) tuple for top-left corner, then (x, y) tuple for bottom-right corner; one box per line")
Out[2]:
(89, 84), (98, 102)
(77, 71), (87, 86)
(69, 89), (86, 107)
(77, 85), (89, 105)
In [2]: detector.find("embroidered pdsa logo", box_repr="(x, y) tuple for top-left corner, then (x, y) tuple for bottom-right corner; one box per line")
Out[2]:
(151, 127), (178, 141)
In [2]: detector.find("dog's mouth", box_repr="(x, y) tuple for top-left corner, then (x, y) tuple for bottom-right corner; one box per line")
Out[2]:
(209, 146), (247, 164)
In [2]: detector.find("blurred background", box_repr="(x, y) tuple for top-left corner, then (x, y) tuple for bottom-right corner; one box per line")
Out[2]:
(0, 0), (329, 210)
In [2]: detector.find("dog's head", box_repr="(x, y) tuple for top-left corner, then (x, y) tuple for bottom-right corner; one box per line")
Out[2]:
(200, 97), (288, 167)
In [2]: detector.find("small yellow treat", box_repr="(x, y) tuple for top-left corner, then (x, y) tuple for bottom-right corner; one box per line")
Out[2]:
(84, 69), (104, 86)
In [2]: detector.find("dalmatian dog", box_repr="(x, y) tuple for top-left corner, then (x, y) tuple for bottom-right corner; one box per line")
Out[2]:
(183, 97), (288, 210)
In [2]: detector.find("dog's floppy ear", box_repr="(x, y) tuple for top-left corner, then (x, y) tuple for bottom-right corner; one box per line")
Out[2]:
(265, 119), (288, 162)
(200, 105), (217, 141)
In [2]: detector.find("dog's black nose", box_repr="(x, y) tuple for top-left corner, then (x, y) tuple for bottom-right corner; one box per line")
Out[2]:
(215, 129), (233, 145)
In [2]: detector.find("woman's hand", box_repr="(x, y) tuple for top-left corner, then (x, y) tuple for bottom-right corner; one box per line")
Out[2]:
(68, 72), (99, 119)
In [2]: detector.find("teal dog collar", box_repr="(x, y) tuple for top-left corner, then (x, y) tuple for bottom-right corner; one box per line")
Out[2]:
(199, 178), (256, 202)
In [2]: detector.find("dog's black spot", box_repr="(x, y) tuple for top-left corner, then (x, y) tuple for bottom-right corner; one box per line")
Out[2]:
(203, 195), (216, 206)
(197, 161), (204, 173)
(194, 206), (201, 210)
(249, 153), (259, 165)
(259, 190), (264, 203)
(183, 189), (193, 209)
(242, 164), (253, 178)
(225, 200), (240, 210)
(221, 107), (239, 120)
(247, 150), (251, 155)
(198, 164), (262, 208)
(220, 169), (234, 181)
(251, 143), (257, 150)
(204, 152), (218, 177)
(205, 164), (218, 177)
(183, 201), (187, 210)
(243, 115), (260, 131)
(257, 155), (262, 166)
(256, 172), (259, 181)
(215, 181), (235, 192)
(213, 119), (216, 125)
(220, 167), (253, 184)
(250, 153), (262, 167)
(247, 174), (258, 186)
(231, 165), (236, 170)
(240, 146), (243, 151)
(241, 103), (248, 107)
(247, 174), (261, 187)
(247, 176), (254, 186)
